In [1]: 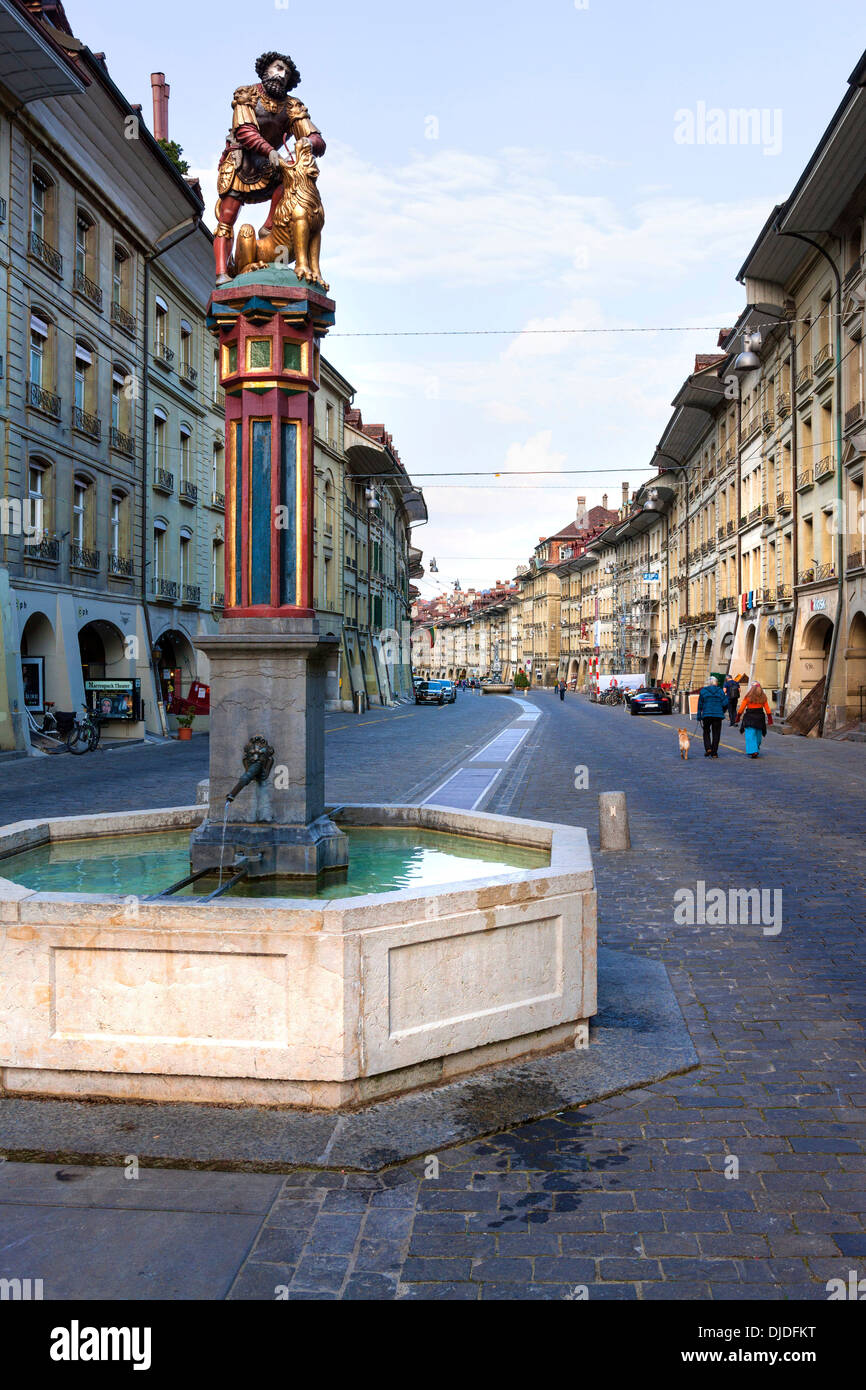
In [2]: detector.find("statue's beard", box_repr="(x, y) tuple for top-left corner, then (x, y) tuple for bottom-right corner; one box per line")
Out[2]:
(262, 74), (289, 100)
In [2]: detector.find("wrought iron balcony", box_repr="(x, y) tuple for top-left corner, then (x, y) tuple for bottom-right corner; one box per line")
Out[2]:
(815, 455), (835, 482)
(73, 406), (101, 440)
(777, 391), (791, 418)
(30, 229), (62, 274)
(796, 364), (813, 391)
(108, 551), (133, 577)
(741, 416), (761, 446)
(796, 469), (813, 490)
(798, 567), (815, 584)
(24, 533), (60, 562)
(73, 268), (103, 309)
(814, 562), (835, 581)
(109, 426), (135, 457)
(776, 491), (792, 512)
(210, 490), (225, 509)
(813, 342), (833, 374)
(180, 362), (198, 387)
(726, 519), (735, 535)
(845, 400), (865, 430)
(182, 584), (201, 605)
(154, 342), (175, 366)
(153, 468), (174, 493)
(847, 550), (864, 571)
(27, 381), (61, 418)
(70, 543), (99, 571)
(748, 505), (762, 523)
(215, 388), (226, 409)
(111, 300), (136, 336)
(762, 409), (775, 432)
(777, 584), (793, 600)
(211, 591), (225, 608)
(179, 480), (198, 504)
(152, 577), (179, 601)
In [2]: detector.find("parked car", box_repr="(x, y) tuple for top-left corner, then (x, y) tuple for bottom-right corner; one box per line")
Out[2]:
(628, 686), (673, 716)
(415, 679), (456, 705)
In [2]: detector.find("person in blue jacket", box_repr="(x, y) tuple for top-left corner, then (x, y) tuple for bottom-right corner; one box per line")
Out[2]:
(696, 675), (729, 758)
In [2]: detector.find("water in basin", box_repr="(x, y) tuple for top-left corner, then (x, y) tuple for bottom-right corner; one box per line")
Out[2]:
(1, 826), (548, 900)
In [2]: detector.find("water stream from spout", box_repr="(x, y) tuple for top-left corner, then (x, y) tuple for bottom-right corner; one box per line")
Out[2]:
(218, 799), (230, 889)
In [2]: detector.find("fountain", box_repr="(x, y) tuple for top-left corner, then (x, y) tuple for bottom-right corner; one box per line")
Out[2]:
(0, 51), (597, 1110)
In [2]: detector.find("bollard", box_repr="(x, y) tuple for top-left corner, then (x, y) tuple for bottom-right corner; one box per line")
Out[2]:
(599, 791), (630, 850)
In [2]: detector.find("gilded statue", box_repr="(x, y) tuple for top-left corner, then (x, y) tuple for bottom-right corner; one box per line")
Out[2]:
(232, 139), (327, 290)
(214, 51), (326, 286)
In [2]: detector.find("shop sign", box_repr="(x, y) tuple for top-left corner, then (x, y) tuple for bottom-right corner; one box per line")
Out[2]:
(86, 679), (141, 720)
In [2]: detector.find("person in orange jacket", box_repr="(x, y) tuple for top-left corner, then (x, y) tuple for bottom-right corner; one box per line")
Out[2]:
(737, 682), (773, 758)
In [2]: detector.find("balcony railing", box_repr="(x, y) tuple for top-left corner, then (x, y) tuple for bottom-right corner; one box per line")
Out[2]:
(179, 480), (198, 504)
(748, 505), (762, 523)
(815, 455), (835, 481)
(796, 364), (813, 391)
(23, 534), (60, 563)
(798, 567), (815, 584)
(216, 388), (226, 409)
(846, 550), (864, 572)
(73, 267), (103, 309)
(777, 391), (791, 418)
(211, 591), (225, 608)
(845, 400), (865, 430)
(27, 380), (61, 418)
(111, 300), (136, 336)
(761, 588), (776, 604)
(718, 596), (735, 612)
(726, 519), (735, 535)
(108, 551), (133, 577)
(30, 229), (62, 274)
(152, 577), (179, 601)
(776, 491), (792, 512)
(813, 342), (833, 374)
(180, 363), (198, 387)
(741, 415), (761, 446)
(796, 469), (813, 490)
(210, 490), (225, 509)
(70, 544), (99, 571)
(181, 584), (201, 605)
(814, 562), (835, 581)
(762, 409), (775, 432)
(777, 584), (792, 600)
(73, 406), (101, 440)
(154, 342), (175, 366)
(110, 426), (135, 458)
(154, 468), (174, 493)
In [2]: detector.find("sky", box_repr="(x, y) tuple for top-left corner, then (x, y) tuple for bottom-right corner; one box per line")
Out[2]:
(70, 0), (866, 593)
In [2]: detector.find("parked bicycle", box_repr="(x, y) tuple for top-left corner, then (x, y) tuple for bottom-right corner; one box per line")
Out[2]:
(66, 704), (103, 755)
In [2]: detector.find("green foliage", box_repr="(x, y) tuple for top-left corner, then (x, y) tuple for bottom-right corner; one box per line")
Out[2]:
(514, 671), (530, 688)
(158, 138), (190, 175)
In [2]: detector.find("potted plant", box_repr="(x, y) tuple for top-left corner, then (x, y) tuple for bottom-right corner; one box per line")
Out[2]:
(175, 709), (195, 741)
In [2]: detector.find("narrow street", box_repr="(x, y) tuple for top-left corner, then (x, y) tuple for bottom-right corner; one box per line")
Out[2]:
(1, 689), (864, 1300)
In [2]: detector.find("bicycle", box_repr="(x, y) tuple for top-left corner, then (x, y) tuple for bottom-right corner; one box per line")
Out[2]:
(66, 704), (103, 755)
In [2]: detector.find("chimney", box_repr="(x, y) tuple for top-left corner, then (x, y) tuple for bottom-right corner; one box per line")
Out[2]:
(576, 494), (587, 526)
(622, 481), (629, 508)
(151, 72), (170, 143)
(602, 493), (608, 511)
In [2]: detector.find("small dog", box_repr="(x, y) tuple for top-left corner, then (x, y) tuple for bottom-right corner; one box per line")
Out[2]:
(677, 728), (690, 760)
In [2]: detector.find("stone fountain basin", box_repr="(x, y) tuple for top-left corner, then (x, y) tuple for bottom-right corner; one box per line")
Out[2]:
(0, 803), (596, 1109)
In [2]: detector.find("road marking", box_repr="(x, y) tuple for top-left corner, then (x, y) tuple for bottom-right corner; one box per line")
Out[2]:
(423, 766), (502, 810)
(470, 728), (528, 763)
(326, 713), (419, 733)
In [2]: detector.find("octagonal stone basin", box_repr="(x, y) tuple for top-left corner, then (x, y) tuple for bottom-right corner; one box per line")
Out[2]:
(0, 803), (596, 1109)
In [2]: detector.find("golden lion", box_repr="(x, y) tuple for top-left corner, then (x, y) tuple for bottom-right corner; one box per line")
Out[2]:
(231, 139), (327, 289)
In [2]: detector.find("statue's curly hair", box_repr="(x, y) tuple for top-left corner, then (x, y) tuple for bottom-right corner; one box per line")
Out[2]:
(255, 51), (301, 90)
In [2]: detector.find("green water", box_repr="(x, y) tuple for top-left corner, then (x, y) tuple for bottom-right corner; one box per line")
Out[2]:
(0, 826), (548, 901)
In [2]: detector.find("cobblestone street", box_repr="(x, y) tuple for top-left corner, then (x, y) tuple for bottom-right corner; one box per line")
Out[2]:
(1, 690), (865, 1301)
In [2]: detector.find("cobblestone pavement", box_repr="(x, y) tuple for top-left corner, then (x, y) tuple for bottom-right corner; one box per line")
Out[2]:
(0, 692), (512, 823)
(2, 691), (865, 1301)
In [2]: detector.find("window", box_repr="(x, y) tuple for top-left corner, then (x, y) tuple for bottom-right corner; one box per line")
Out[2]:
(179, 527), (193, 586)
(212, 538), (223, 599)
(180, 320), (194, 378)
(212, 442), (224, 498)
(74, 341), (93, 413)
(31, 173), (47, 241)
(154, 296), (168, 352)
(180, 425), (192, 482)
(111, 366), (133, 436)
(72, 475), (93, 548)
(153, 408), (168, 473)
(110, 490), (129, 562)
(153, 519), (167, 580)
(213, 348), (220, 400)
(29, 313), (47, 387)
(28, 460), (49, 539)
(326, 403), (334, 443)
(75, 213), (96, 282)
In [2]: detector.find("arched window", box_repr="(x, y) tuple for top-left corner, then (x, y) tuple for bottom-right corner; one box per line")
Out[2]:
(111, 245), (134, 332)
(211, 440), (224, 502)
(179, 526), (193, 590)
(153, 407), (168, 479)
(153, 517), (168, 586)
(30, 166), (59, 270)
(28, 311), (54, 400)
(110, 365), (134, 448)
(154, 295), (170, 361)
(109, 490), (131, 574)
(179, 423), (192, 482)
(211, 537), (224, 605)
(73, 341), (97, 433)
(27, 457), (52, 541)
(71, 473), (96, 563)
(74, 210), (100, 306)
(180, 319), (195, 382)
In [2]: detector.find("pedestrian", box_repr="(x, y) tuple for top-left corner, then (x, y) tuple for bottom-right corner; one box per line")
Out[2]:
(723, 672), (741, 727)
(737, 682), (772, 758)
(696, 674), (728, 758)
(558, 679), (566, 702)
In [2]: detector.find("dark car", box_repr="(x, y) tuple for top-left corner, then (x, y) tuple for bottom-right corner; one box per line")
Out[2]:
(628, 686), (672, 716)
(415, 679), (456, 706)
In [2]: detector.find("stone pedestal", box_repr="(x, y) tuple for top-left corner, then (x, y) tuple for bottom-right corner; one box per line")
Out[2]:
(190, 616), (347, 878)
